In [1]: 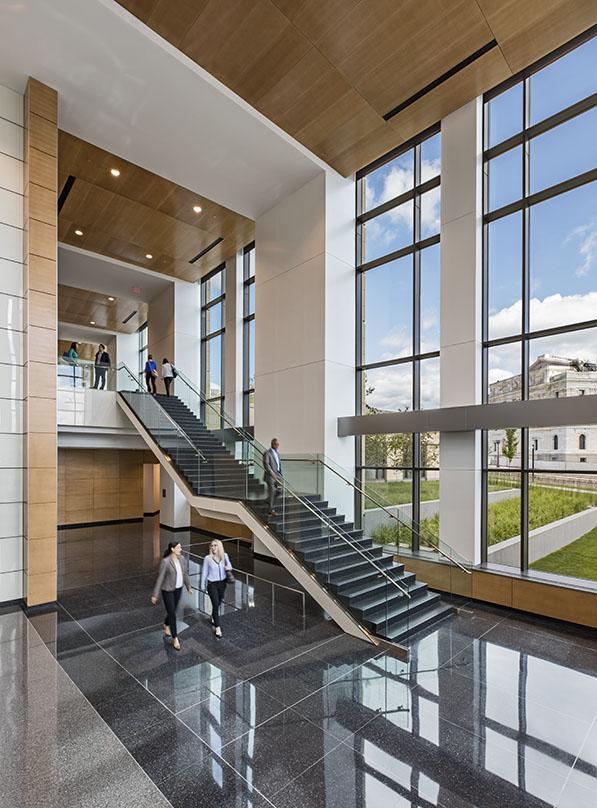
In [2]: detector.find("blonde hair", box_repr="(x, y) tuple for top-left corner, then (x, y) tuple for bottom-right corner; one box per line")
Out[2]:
(210, 539), (225, 563)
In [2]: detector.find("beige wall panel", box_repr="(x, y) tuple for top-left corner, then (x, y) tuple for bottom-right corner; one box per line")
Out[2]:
(27, 361), (56, 398)
(28, 433), (57, 468)
(27, 467), (57, 504)
(27, 78), (58, 124)
(28, 501), (57, 540)
(27, 571), (57, 606)
(28, 148), (57, 192)
(28, 218), (56, 260)
(28, 325), (57, 364)
(28, 397), (56, 433)
(28, 183), (56, 226)
(512, 579), (597, 629)
(28, 255), (56, 295)
(27, 537), (57, 575)
(28, 112), (58, 157)
(28, 289), (57, 331)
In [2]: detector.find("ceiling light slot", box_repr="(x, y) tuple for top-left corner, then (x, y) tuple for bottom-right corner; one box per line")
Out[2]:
(189, 237), (224, 264)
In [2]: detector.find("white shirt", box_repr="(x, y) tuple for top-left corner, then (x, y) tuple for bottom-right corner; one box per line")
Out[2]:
(162, 362), (174, 378)
(173, 557), (183, 588)
(271, 448), (281, 472)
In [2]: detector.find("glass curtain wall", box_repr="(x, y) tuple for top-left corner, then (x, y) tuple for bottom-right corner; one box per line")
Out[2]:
(243, 242), (255, 426)
(482, 32), (597, 581)
(200, 264), (226, 428)
(138, 322), (148, 380)
(356, 126), (441, 547)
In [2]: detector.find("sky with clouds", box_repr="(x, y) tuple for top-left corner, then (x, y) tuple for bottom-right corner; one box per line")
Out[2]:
(363, 38), (596, 413)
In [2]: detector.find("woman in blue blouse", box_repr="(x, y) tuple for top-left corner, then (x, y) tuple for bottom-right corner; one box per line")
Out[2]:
(144, 354), (157, 394)
(200, 539), (233, 638)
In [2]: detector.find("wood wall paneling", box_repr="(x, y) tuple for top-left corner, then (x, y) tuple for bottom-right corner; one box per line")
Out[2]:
(24, 77), (58, 607)
(58, 449), (146, 525)
(117, 0), (597, 175)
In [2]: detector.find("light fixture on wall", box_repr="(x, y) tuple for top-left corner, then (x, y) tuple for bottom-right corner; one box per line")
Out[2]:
(110, 168), (121, 177)
(108, 296), (115, 301)
(193, 205), (202, 213)
(90, 320), (95, 325)
(74, 229), (83, 236)
(145, 253), (153, 259)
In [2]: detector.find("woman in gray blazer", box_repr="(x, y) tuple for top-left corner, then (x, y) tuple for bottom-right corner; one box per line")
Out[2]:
(151, 541), (191, 650)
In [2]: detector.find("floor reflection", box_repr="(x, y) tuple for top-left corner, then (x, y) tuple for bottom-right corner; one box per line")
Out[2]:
(21, 519), (596, 807)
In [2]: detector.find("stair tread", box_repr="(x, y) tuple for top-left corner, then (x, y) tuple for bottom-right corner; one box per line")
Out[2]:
(125, 392), (455, 644)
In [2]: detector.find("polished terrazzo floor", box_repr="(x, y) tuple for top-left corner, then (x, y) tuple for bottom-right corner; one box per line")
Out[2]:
(4, 518), (597, 807)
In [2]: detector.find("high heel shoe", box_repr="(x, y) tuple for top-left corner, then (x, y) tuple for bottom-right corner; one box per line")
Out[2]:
(163, 624), (171, 637)
(215, 627), (222, 638)
(172, 637), (181, 650)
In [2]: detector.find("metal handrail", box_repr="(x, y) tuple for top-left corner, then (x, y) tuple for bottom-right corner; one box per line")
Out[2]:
(175, 369), (255, 444)
(289, 456), (471, 576)
(186, 549), (306, 596)
(128, 365), (410, 599)
(117, 364), (209, 465)
(269, 474), (411, 600)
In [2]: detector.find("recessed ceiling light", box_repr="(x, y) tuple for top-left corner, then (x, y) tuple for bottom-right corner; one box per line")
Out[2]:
(108, 296), (115, 302)
(74, 229), (83, 236)
(110, 168), (120, 177)
(145, 253), (153, 259)
(90, 320), (95, 325)
(193, 205), (202, 213)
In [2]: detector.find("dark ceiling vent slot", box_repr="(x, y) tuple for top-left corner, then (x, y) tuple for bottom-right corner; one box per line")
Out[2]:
(189, 237), (224, 264)
(57, 175), (76, 213)
(122, 310), (137, 324)
(383, 39), (498, 121)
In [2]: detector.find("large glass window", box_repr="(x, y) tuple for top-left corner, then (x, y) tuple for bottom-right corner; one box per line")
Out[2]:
(356, 126), (441, 543)
(482, 33), (597, 581)
(201, 265), (225, 428)
(242, 242), (255, 426)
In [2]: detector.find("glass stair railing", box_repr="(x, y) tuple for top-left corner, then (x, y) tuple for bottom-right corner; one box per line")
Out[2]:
(115, 363), (458, 644)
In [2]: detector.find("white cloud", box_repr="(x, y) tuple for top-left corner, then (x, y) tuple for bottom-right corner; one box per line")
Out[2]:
(365, 159), (440, 259)
(566, 219), (597, 278)
(489, 292), (597, 340)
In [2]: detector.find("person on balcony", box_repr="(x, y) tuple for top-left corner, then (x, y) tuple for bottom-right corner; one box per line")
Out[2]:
(264, 438), (283, 517)
(200, 539), (233, 638)
(92, 343), (111, 390)
(150, 541), (191, 651)
(64, 342), (78, 364)
(144, 354), (157, 394)
(161, 357), (176, 396)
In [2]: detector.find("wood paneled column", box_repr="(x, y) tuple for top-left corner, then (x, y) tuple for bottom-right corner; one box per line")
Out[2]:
(23, 78), (58, 605)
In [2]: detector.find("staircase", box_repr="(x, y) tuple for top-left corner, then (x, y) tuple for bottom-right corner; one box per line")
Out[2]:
(121, 391), (454, 644)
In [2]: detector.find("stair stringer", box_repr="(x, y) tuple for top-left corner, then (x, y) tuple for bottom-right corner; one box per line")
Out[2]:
(118, 395), (378, 646)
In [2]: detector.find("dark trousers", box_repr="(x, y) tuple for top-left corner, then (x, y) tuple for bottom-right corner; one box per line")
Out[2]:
(164, 377), (173, 396)
(93, 367), (107, 389)
(267, 476), (282, 512)
(146, 372), (156, 394)
(207, 580), (227, 628)
(162, 587), (183, 638)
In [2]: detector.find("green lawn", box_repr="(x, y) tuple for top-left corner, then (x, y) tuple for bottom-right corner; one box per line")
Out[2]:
(370, 483), (597, 557)
(364, 479), (439, 506)
(487, 485), (596, 546)
(530, 527), (597, 582)
(365, 478), (512, 508)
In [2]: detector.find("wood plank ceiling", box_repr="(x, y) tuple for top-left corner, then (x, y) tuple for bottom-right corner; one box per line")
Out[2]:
(58, 131), (254, 282)
(116, 0), (596, 175)
(58, 283), (148, 334)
